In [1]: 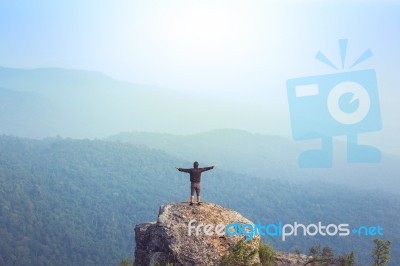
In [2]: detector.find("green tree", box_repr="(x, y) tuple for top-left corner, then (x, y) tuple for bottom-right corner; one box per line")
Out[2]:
(220, 239), (258, 266)
(258, 242), (275, 266)
(298, 245), (356, 266)
(371, 238), (391, 266)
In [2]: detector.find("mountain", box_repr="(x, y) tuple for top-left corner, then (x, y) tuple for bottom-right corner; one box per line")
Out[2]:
(0, 67), (266, 139)
(108, 129), (400, 194)
(0, 87), (57, 137)
(0, 135), (398, 265)
(109, 129), (299, 177)
(0, 66), (183, 138)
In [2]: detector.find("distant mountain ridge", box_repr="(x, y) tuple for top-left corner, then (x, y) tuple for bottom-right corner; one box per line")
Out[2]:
(0, 66), (180, 137)
(0, 66), (267, 138)
(108, 129), (400, 194)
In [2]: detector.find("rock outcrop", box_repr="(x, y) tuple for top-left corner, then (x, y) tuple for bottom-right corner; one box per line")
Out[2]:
(134, 202), (308, 266)
(134, 202), (260, 266)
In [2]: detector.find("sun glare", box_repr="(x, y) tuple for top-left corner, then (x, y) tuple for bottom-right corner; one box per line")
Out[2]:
(157, 3), (246, 61)
(171, 9), (235, 50)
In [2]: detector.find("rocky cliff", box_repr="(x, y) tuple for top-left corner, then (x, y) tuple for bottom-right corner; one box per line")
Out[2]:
(134, 202), (306, 266)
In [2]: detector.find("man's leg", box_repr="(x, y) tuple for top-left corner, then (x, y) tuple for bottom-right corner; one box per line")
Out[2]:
(190, 183), (195, 205)
(196, 183), (201, 205)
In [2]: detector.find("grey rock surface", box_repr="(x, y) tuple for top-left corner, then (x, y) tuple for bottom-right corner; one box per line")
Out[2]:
(134, 202), (310, 266)
(134, 202), (260, 266)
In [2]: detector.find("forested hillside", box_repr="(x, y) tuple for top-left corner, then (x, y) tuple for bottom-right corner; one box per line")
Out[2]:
(0, 136), (398, 265)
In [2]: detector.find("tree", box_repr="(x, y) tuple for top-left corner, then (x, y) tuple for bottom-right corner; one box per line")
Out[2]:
(297, 245), (356, 266)
(220, 239), (258, 266)
(371, 238), (391, 266)
(258, 243), (275, 266)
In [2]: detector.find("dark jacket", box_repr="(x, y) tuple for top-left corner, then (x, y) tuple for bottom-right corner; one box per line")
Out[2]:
(178, 166), (214, 183)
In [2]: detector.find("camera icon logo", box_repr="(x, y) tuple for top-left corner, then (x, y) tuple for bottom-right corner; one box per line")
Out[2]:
(286, 40), (382, 168)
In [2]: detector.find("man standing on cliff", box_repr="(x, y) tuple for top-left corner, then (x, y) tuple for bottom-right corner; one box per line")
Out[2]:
(176, 161), (215, 206)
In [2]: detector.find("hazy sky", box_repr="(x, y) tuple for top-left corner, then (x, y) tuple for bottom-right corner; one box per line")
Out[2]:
(1, 0), (399, 153)
(1, 1), (398, 92)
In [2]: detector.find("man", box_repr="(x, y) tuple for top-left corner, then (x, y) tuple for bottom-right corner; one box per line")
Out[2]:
(176, 161), (215, 206)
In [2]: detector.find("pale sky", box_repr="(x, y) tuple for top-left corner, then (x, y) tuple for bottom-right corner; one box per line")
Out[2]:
(1, 1), (398, 92)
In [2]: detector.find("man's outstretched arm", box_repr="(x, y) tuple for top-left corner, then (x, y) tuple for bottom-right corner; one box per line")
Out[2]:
(176, 167), (191, 173)
(200, 165), (215, 172)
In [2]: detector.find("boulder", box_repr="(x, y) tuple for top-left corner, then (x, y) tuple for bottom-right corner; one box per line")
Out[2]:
(134, 202), (260, 266)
